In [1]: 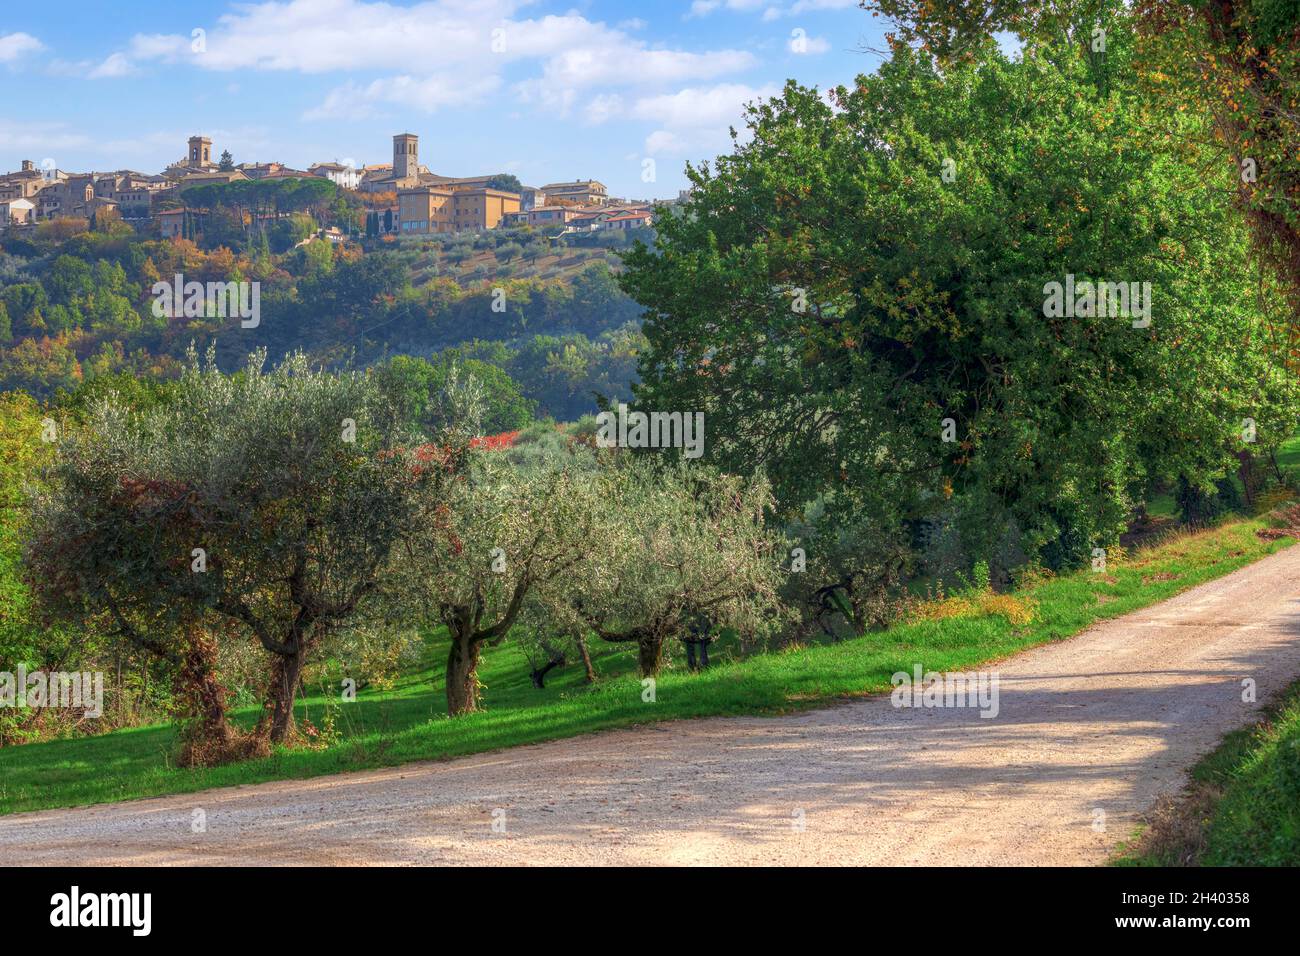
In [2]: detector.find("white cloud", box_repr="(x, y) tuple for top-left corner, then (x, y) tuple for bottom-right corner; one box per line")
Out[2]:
(126, 33), (191, 60)
(789, 32), (831, 54)
(695, 0), (859, 14)
(645, 130), (688, 155)
(46, 53), (141, 80)
(789, 0), (860, 12)
(632, 83), (777, 129)
(544, 45), (753, 89)
(88, 53), (138, 79)
(130, 0), (513, 73)
(0, 32), (44, 63)
(688, 0), (768, 17)
(584, 93), (625, 126)
(124, 1), (750, 80)
(302, 73), (501, 120)
(116, 1), (756, 121)
(0, 119), (88, 155)
(633, 83), (777, 157)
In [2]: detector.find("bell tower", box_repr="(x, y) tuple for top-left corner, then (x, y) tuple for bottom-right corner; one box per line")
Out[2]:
(188, 135), (212, 167)
(393, 133), (418, 181)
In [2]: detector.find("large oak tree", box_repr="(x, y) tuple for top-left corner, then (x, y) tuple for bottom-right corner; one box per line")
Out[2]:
(620, 25), (1297, 573)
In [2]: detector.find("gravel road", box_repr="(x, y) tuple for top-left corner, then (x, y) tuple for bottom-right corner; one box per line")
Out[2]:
(5, 544), (1300, 866)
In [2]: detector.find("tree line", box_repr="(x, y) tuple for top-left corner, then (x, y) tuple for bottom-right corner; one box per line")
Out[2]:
(620, 9), (1299, 587)
(15, 350), (784, 760)
(0, 222), (644, 420)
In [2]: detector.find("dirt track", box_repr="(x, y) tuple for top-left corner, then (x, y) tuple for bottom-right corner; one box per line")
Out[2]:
(5, 545), (1300, 866)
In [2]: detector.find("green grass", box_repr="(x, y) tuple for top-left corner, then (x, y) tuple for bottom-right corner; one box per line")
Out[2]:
(1116, 674), (1300, 866)
(0, 513), (1292, 817)
(1200, 682), (1300, 864)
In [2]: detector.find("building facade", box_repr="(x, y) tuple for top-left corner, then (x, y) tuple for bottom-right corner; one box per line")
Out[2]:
(398, 185), (454, 234)
(540, 180), (608, 205)
(452, 188), (520, 231)
(0, 198), (35, 229)
(310, 162), (362, 190)
(397, 184), (522, 234)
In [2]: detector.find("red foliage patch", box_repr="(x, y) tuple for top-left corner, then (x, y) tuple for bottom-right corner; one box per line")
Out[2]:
(470, 430), (520, 451)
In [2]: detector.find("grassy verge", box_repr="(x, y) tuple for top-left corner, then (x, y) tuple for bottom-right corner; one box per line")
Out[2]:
(0, 513), (1292, 817)
(1115, 674), (1300, 866)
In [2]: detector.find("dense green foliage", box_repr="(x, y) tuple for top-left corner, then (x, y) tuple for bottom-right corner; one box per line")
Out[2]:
(867, 0), (1300, 317)
(374, 354), (535, 434)
(1200, 681), (1300, 864)
(621, 22), (1298, 576)
(172, 176), (353, 250)
(17, 346), (788, 738)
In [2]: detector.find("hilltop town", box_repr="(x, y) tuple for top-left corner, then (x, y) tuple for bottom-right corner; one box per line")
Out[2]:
(0, 132), (660, 240)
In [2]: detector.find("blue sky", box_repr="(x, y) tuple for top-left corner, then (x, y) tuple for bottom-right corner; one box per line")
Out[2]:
(0, 0), (894, 199)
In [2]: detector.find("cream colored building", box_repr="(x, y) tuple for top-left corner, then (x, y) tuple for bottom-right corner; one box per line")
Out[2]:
(180, 170), (249, 186)
(398, 184), (521, 234)
(540, 179), (608, 206)
(365, 133), (432, 192)
(452, 188), (520, 231)
(0, 161), (52, 201)
(164, 135), (223, 179)
(0, 198), (34, 229)
(157, 208), (185, 239)
(398, 185), (454, 234)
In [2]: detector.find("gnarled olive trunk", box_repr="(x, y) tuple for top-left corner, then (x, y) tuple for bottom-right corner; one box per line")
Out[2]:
(262, 642), (309, 744)
(446, 631), (483, 716)
(637, 634), (666, 677)
(575, 633), (596, 683)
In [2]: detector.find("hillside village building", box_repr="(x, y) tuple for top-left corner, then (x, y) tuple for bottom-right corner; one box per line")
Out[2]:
(164, 136), (219, 177)
(540, 180), (608, 205)
(238, 162), (313, 180)
(310, 162), (362, 190)
(0, 161), (51, 201)
(0, 130), (650, 237)
(157, 207), (185, 239)
(397, 184), (522, 234)
(0, 198), (34, 229)
(361, 133), (432, 192)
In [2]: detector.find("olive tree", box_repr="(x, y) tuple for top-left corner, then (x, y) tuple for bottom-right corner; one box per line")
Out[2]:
(540, 459), (788, 677)
(398, 453), (599, 716)
(25, 347), (440, 756)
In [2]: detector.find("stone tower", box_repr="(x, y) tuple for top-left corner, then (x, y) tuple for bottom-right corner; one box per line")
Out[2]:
(188, 135), (212, 167)
(393, 133), (418, 181)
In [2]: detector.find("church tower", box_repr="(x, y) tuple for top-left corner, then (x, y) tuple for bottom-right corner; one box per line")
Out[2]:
(188, 135), (212, 167)
(393, 133), (418, 181)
